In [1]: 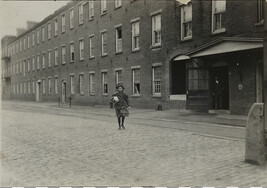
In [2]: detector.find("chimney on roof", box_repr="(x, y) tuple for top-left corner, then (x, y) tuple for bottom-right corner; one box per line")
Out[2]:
(16, 28), (26, 36)
(26, 21), (38, 30)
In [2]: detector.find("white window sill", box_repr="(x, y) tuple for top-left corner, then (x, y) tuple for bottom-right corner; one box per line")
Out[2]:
(255, 19), (264, 26)
(151, 94), (162, 98)
(212, 28), (226, 35)
(181, 36), (192, 41)
(102, 93), (108, 96)
(132, 48), (140, 53)
(89, 56), (95, 60)
(101, 54), (108, 57)
(90, 93), (95, 96)
(151, 44), (161, 49)
(101, 12), (107, 16)
(131, 94), (141, 98)
(89, 17), (94, 21)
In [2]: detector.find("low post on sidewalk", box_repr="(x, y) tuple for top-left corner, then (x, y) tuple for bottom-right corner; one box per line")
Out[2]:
(69, 96), (73, 108)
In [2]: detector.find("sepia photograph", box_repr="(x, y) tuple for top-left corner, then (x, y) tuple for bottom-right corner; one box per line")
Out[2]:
(0, 0), (267, 186)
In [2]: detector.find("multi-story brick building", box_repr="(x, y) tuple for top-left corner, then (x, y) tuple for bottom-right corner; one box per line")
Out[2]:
(1, 0), (265, 115)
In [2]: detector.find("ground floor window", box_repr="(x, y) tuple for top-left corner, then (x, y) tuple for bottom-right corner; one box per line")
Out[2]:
(115, 69), (122, 85)
(102, 71), (108, 94)
(79, 74), (84, 94)
(48, 78), (52, 94)
(89, 73), (95, 95)
(70, 75), (75, 95)
(28, 81), (31, 94)
(54, 77), (58, 94)
(152, 65), (161, 95)
(42, 79), (46, 94)
(32, 81), (35, 94)
(132, 68), (140, 95)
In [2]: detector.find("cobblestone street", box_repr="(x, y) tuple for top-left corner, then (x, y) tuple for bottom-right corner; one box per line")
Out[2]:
(1, 101), (267, 186)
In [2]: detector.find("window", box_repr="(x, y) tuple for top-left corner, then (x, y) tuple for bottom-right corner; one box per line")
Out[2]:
(16, 63), (19, 74)
(55, 48), (58, 66)
(62, 14), (66, 33)
(48, 78), (52, 94)
(48, 51), (51, 67)
(48, 22), (51, 39)
(70, 75), (75, 94)
(212, 0), (226, 33)
(42, 53), (46, 69)
(89, 0), (94, 20)
(115, 70), (122, 85)
(32, 32), (35, 46)
(79, 74), (84, 94)
(28, 81), (31, 94)
(24, 82), (26, 94)
(132, 21), (140, 50)
(37, 55), (40, 70)
(20, 61), (23, 74)
(152, 14), (161, 46)
(62, 46), (66, 64)
(181, 3), (192, 40)
(42, 26), (45, 42)
(32, 80), (35, 94)
(132, 68), (140, 95)
(20, 83), (22, 94)
(257, 0), (264, 22)
(32, 56), (35, 71)
(70, 9), (74, 28)
(152, 66), (161, 95)
(37, 29), (40, 44)
(42, 79), (46, 94)
(89, 72), (95, 95)
(23, 60), (26, 76)
(27, 35), (30, 48)
(54, 77), (58, 94)
(101, 31), (107, 56)
(115, 0), (121, 8)
(101, 0), (107, 14)
(115, 26), (122, 53)
(17, 83), (19, 94)
(89, 35), (95, 58)
(102, 71), (108, 94)
(79, 4), (84, 24)
(28, 58), (31, 72)
(79, 39), (84, 60)
(20, 40), (22, 51)
(55, 19), (58, 36)
(70, 42), (74, 62)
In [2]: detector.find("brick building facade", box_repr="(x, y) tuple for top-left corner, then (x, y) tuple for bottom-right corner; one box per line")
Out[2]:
(1, 0), (265, 115)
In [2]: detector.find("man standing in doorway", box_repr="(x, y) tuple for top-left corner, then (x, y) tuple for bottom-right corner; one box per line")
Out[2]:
(212, 76), (223, 109)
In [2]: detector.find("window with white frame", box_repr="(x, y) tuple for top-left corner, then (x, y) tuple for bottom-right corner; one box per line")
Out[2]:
(101, 31), (107, 56)
(42, 79), (46, 94)
(62, 14), (66, 33)
(37, 29), (40, 44)
(28, 81), (31, 94)
(48, 22), (51, 39)
(115, 26), (122, 53)
(27, 35), (30, 48)
(55, 48), (58, 66)
(54, 77), (58, 94)
(132, 21), (140, 50)
(70, 75), (75, 94)
(212, 0), (226, 33)
(115, 69), (122, 85)
(48, 51), (51, 67)
(181, 3), (192, 40)
(102, 71), (108, 94)
(16, 63), (19, 74)
(32, 56), (35, 71)
(62, 46), (66, 64)
(42, 53), (46, 69)
(20, 83), (22, 94)
(24, 82), (26, 94)
(70, 9), (74, 28)
(32, 80), (35, 94)
(55, 19), (58, 36)
(37, 55), (40, 70)
(79, 39), (84, 60)
(101, 0), (107, 14)
(89, 73), (95, 95)
(89, 35), (95, 58)
(70, 42), (74, 62)
(132, 68), (140, 95)
(79, 4), (84, 24)
(23, 60), (26, 76)
(17, 83), (19, 94)
(28, 58), (31, 72)
(48, 78), (52, 94)
(79, 74), (84, 94)
(20, 40), (22, 51)
(42, 26), (45, 42)
(152, 66), (161, 95)
(32, 32), (35, 46)
(152, 14), (161, 46)
(257, 0), (264, 22)
(115, 0), (121, 8)
(89, 0), (94, 19)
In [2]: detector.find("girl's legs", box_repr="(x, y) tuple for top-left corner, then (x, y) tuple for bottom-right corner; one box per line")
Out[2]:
(117, 117), (121, 129)
(121, 116), (125, 129)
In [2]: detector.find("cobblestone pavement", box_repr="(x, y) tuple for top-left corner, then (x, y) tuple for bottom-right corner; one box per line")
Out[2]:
(1, 101), (267, 186)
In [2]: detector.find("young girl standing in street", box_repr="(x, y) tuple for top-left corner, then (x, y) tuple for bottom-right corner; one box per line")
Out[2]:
(111, 84), (130, 130)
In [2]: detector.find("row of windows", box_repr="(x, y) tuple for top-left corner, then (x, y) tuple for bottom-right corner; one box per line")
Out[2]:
(10, 66), (161, 96)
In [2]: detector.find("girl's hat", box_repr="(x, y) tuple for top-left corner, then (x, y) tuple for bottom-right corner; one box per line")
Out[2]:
(116, 83), (125, 89)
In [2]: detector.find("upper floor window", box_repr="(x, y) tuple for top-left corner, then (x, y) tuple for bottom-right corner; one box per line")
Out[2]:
(79, 4), (84, 24)
(54, 48), (58, 66)
(55, 19), (58, 36)
(101, 31), (108, 56)
(152, 14), (161, 46)
(181, 3), (192, 40)
(115, 26), (122, 53)
(62, 45), (66, 64)
(70, 42), (75, 62)
(42, 26), (45, 42)
(257, 0), (264, 23)
(20, 40), (22, 52)
(37, 29), (40, 44)
(62, 14), (66, 33)
(70, 9), (74, 28)
(212, 0), (226, 33)
(32, 56), (35, 71)
(101, 0), (107, 15)
(37, 55), (40, 70)
(32, 32), (35, 46)
(27, 35), (30, 48)
(115, 0), (122, 8)
(42, 53), (46, 69)
(48, 51), (52, 67)
(79, 39), (84, 60)
(89, 0), (95, 20)
(131, 20), (140, 51)
(48, 22), (51, 39)
(89, 35), (95, 58)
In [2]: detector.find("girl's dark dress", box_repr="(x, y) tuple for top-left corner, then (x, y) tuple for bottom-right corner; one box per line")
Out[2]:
(112, 91), (129, 117)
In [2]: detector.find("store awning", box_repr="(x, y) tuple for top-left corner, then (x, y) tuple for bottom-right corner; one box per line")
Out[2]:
(172, 37), (263, 61)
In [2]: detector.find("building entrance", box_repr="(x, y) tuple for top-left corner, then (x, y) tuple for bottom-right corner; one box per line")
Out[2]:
(36, 81), (41, 102)
(210, 65), (229, 110)
(61, 81), (66, 103)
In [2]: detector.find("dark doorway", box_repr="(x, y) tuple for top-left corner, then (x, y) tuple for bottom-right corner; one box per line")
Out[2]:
(210, 65), (229, 110)
(171, 61), (186, 94)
